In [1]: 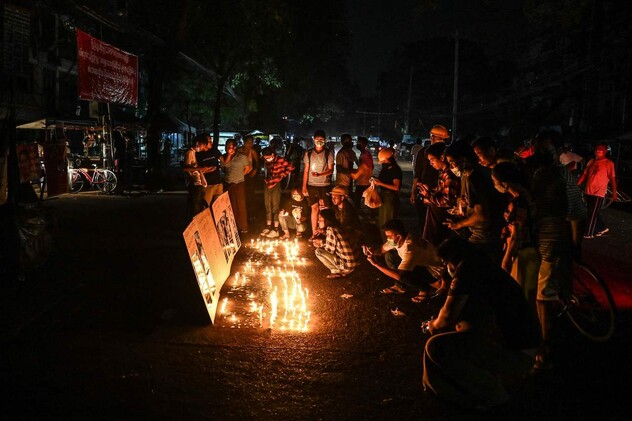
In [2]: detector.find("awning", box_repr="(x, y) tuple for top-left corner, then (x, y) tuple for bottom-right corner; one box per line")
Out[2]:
(16, 118), (99, 130)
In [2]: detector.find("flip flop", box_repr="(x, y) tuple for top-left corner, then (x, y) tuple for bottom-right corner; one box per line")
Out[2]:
(380, 286), (405, 294)
(411, 293), (428, 303)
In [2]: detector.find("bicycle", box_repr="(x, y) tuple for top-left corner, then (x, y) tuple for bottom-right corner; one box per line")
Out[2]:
(560, 260), (616, 342)
(601, 185), (631, 209)
(69, 164), (117, 194)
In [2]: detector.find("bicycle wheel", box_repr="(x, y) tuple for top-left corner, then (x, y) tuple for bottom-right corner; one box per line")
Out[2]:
(96, 170), (117, 193)
(565, 262), (616, 342)
(69, 170), (84, 193)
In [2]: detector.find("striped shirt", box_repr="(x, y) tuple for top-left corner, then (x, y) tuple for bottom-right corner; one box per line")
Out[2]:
(323, 226), (359, 273)
(264, 156), (294, 188)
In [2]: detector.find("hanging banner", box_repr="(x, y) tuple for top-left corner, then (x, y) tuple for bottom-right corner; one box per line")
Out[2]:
(76, 29), (138, 106)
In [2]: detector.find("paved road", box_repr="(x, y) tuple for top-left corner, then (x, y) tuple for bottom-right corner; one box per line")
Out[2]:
(2, 180), (632, 420)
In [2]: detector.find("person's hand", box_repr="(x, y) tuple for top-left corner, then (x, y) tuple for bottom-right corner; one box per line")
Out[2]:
(444, 219), (461, 230)
(302, 186), (309, 196)
(367, 254), (377, 266)
(313, 238), (323, 247)
(311, 172), (320, 177)
(409, 192), (416, 204)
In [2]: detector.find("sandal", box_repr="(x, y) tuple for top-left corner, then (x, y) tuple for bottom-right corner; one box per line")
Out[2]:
(411, 292), (428, 303)
(380, 286), (405, 294)
(533, 347), (553, 372)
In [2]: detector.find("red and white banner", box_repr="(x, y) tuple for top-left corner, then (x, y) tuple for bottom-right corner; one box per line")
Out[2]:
(76, 29), (138, 106)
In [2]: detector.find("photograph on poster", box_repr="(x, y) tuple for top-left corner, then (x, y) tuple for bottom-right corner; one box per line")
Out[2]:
(16, 144), (40, 183)
(212, 193), (241, 263)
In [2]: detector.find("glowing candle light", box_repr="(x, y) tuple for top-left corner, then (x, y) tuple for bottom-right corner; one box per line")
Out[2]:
(220, 297), (228, 314)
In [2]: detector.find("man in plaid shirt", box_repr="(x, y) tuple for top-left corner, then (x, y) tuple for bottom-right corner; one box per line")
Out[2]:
(261, 147), (294, 238)
(314, 209), (360, 278)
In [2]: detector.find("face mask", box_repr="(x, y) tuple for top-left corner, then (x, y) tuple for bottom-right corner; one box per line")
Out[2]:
(315, 141), (325, 147)
(264, 156), (274, 163)
(451, 167), (462, 178)
(386, 237), (398, 247)
(292, 195), (302, 201)
(318, 221), (325, 229)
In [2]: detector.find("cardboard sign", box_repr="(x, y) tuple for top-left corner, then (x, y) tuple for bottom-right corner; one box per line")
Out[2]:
(183, 193), (241, 323)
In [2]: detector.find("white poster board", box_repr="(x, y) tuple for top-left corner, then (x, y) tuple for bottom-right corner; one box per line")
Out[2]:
(183, 192), (241, 323)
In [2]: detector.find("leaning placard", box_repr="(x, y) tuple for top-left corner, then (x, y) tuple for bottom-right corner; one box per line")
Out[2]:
(183, 209), (227, 323)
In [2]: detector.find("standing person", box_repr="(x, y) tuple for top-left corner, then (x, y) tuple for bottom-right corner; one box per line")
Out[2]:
(422, 237), (540, 410)
(411, 125), (449, 237)
(334, 133), (357, 192)
(313, 209), (360, 279)
(371, 148), (402, 241)
(444, 141), (506, 265)
(221, 138), (251, 233)
(197, 133), (223, 206)
(239, 135), (261, 220)
(471, 136), (499, 169)
(183, 135), (209, 220)
(261, 147), (294, 238)
(410, 137), (424, 167)
(353, 136), (374, 209)
(491, 162), (539, 303)
(284, 137), (305, 188)
(417, 142), (460, 247)
(302, 130), (334, 242)
(578, 143), (617, 238)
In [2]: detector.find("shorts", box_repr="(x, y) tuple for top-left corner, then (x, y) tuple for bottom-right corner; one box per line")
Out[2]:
(537, 257), (572, 301)
(306, 185), (331, 208)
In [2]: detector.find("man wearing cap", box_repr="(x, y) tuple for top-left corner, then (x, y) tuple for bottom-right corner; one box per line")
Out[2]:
(302, 130), (334, 241)
(411, 125), (449, 236)
(329, 185), (361, 235)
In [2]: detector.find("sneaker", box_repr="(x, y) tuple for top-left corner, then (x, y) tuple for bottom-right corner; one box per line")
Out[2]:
(260, 228), (271, 237)
(266, 230), (279, 238)
(595, 228), (610, 237)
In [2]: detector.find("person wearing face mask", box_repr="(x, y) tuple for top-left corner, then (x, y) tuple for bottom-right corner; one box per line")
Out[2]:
(302, 130), (335, 242)
(371, 148), (403, 241)
(183, 135), (211, 220)
(313, 209), (360, 279)
(220, 139), (251, 233)
(491, 162), (538, 303)
(422, 236), (541, 410)
(278, 189), (310, 239)
(261, 147), (294, 238)
(365, 219), (443, 299)
(416, 142), (460, 247)
(443, 141), (506, 265)
(334, 133), (358, 190)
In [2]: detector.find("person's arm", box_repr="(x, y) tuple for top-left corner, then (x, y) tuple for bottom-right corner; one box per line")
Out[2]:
(609, 160), (618, 201)
(445, 203), (485, 230)
(367, 254), (402, 281)
(302, 152), (310, 196)
(428, 294), (468, 334)
(577, 159), (593, 186)
(372, 177), (401, 192)
(502, 224), (517, 273)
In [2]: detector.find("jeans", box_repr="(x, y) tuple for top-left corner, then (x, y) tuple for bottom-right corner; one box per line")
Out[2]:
(264, 184), (281, 223)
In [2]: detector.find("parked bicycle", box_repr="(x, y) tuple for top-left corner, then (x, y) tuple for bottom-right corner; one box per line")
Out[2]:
(68, 164), (117, 194)
(602, 185), (631, 209)
(560, 260), (616, 342)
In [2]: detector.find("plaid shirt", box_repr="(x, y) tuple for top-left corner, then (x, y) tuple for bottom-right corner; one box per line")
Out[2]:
(264, 155), (294, 188)
(426, 167), (460, 208)
(323, 226), (359, 273)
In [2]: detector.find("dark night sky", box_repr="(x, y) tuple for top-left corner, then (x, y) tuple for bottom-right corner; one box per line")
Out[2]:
(346, 0), (526, 96)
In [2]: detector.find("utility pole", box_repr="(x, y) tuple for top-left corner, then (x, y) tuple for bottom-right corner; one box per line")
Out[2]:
(406, 66), (413, 135)
(452, 31), (459, 139)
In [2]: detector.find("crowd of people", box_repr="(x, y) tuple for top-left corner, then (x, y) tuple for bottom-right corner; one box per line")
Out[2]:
(182, 126), (618, 410)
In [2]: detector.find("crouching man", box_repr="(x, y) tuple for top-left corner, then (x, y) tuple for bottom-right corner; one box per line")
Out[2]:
(422, 237), (540, 410)
(365, 219), (443, 302)
(313, 209), (360, 279)
(278, 189), (310, 239)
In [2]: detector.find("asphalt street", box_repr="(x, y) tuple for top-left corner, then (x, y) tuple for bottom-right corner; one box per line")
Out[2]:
(2, 167), (632, 420)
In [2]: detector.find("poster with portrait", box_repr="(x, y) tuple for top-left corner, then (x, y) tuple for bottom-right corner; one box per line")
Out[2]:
(16, 144), (40, 183)
(184, 209), (229, 323)
(212, 192), (241, 265)
(42, 142), (68, 197)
